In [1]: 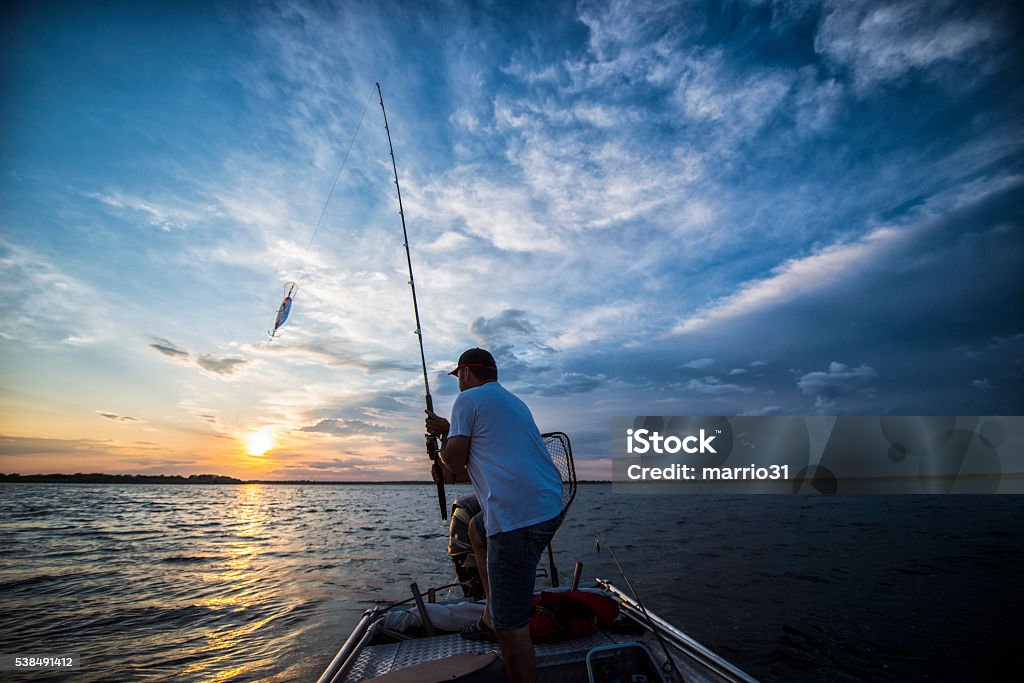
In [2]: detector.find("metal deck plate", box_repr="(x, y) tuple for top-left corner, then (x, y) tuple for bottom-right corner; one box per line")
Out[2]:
(341, 630), (626, 682)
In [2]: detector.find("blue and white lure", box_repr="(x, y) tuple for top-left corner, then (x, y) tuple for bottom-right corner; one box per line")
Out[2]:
(268, 281), (298, 340)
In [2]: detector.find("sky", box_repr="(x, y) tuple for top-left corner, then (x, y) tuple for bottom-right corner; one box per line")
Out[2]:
(1, 0), (1022, 481)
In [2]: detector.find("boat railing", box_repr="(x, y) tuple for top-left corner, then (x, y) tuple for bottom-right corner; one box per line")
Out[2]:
(595, 578), (760, 683)
(316, 606), (380, 683)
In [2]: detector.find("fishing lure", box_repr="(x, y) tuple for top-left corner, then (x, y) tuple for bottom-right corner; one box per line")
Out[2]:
(268, 282), (298, 340)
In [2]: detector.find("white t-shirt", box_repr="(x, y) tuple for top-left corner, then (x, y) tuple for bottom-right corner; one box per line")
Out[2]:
(448, 382), (563, 535)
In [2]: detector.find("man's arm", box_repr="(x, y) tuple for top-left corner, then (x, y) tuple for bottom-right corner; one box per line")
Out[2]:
(426, 410), (470, 483)
(440, 435), (470, 475)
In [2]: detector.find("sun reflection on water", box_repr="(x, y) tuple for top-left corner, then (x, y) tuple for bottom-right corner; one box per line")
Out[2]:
(182, 485), (281, 681)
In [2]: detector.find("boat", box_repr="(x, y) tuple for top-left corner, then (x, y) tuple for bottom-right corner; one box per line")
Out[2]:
(316, 433), (760, 683)
(315, 577), (760, 682)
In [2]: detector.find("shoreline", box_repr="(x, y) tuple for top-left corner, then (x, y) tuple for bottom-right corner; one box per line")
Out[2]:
(0, 475), (612, 486)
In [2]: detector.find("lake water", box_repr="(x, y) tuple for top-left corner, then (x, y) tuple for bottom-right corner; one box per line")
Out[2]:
(1, 483), (1022, 681)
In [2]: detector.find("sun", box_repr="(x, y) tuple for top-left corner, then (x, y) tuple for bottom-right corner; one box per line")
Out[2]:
(246, 430), (275, 456)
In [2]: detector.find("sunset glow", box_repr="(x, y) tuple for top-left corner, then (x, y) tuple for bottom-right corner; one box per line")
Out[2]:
(246, 431), (275, 457)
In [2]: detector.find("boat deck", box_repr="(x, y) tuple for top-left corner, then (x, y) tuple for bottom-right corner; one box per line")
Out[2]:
(342, 630), (615, 681)
(341, 628), (722, 683)
(319, 581), (758, 683)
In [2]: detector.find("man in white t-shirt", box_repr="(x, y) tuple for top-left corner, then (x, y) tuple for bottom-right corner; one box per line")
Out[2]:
(425, 347), (563, 683)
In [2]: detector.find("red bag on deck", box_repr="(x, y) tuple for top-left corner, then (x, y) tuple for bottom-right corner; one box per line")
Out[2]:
(528, 591), (620, 642)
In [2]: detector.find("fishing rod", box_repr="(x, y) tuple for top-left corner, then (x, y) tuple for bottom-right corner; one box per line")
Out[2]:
(376, 82), (447, 522)
(596, 536), (681, 681)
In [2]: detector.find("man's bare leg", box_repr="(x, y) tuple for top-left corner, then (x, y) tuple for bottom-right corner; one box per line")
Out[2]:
(494, 625), (536, 683)
(469, 514), (536, 682)
(469, 512), (492, 628)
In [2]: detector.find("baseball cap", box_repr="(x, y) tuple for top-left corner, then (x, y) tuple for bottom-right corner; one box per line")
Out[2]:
(448, 347), (497, 375)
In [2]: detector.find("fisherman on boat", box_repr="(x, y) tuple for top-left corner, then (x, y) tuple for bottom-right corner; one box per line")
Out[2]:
(425, 347), (564, 683)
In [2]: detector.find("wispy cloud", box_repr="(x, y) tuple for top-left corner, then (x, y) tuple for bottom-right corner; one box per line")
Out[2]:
(88, 190), (214, 232)
(97, 412), (141, 422)
(256, 341), (416, 374)
(797, 362), (878, 411)
(517, 371), (608, 397)
(815, 0), (1001, 90)
(685, 376), (754, 395)
(740, 405), (782, 417)
(149, 338), (250, 378)
(150, 338), (190, 361)
(195, 354), (250, 377)
(299, 418), (391, 436)
(0, 242), (114, 347)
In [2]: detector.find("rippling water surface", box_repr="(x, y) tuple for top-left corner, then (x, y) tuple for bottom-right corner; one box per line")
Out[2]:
(1, 483), (1022, 682)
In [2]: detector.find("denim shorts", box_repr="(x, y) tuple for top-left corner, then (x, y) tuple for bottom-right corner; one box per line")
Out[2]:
(474, 512), (563, 630)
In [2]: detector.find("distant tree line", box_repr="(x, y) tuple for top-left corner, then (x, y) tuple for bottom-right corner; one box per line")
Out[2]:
(0, 473), (243, 484)
(0, 473), (612, 485)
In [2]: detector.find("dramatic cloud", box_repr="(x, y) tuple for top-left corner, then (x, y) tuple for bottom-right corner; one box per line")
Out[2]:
(672, 225), (914, 334)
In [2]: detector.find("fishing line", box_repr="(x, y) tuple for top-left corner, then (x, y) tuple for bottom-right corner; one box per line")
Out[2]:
(301, 86), (376, 266)
(267, 85), (374, 340)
